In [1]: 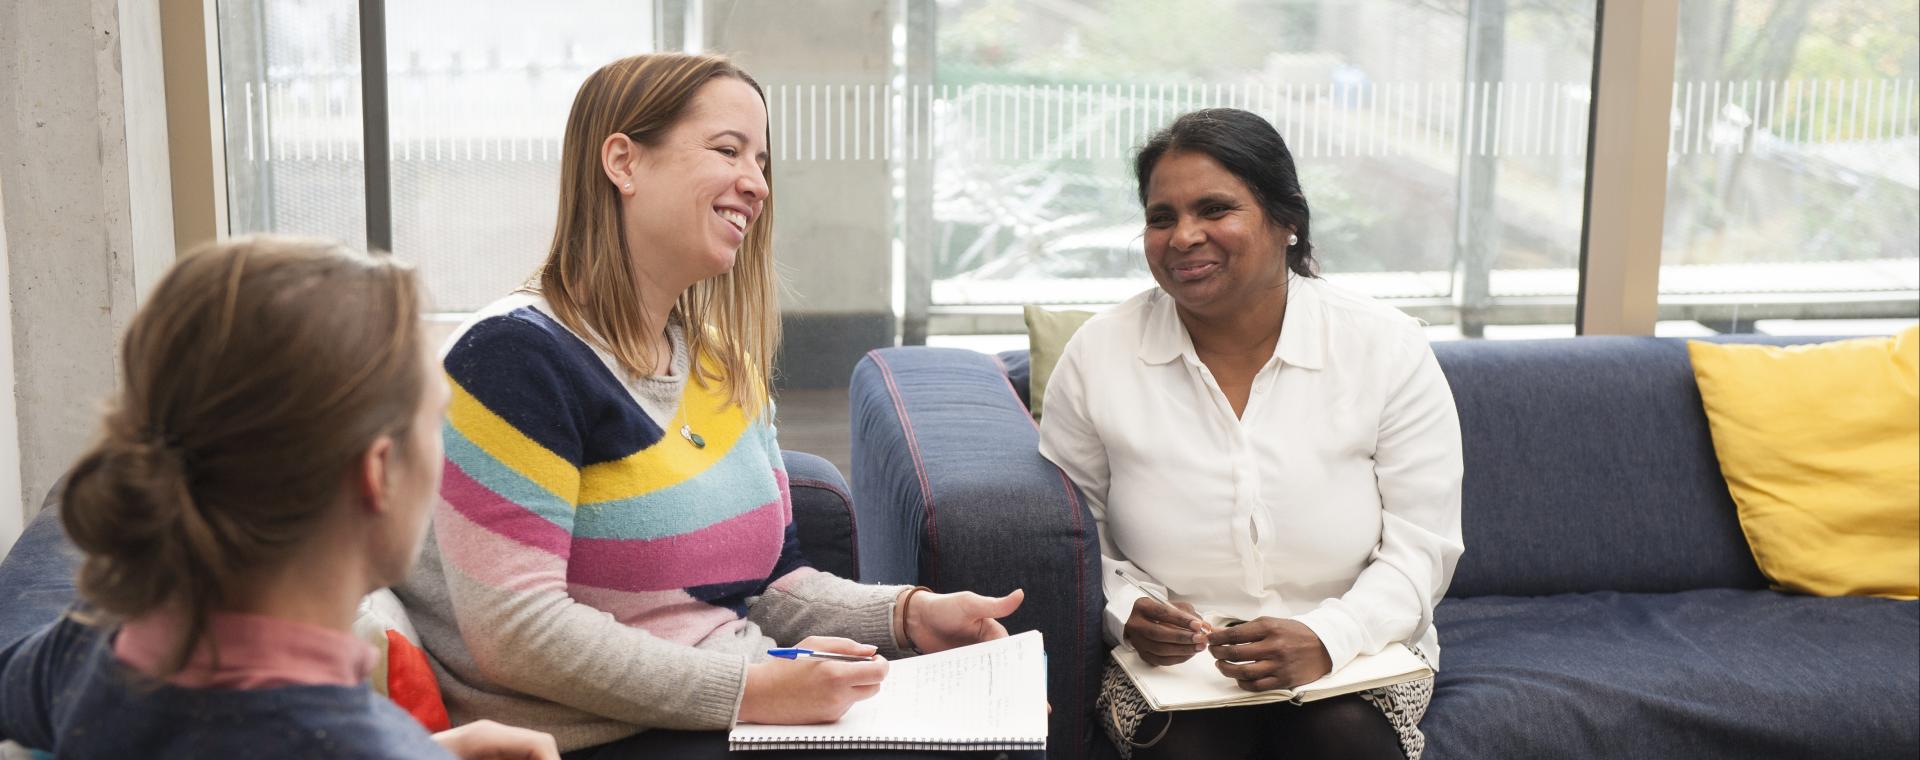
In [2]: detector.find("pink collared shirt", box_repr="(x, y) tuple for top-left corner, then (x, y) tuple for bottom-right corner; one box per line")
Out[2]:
(114, 610), (377, 689)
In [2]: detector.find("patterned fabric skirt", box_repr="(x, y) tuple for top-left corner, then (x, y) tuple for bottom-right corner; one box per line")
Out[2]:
(1095, 645), (1434, 760)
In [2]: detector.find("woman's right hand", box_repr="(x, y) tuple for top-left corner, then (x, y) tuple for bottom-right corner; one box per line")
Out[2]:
(1123, 597), (1212, 667)
(738, 636), (891, 724)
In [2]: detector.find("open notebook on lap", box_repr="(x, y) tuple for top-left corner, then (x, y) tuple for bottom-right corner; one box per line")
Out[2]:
(1112, 642), (1431, 712)
(728, 631), (1048, 752)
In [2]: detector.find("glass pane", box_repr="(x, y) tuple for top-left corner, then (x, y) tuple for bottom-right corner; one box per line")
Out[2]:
(929, 0), (1600, 339)
(217, 0), (368, 250)
(1659, 0), (1919, 336)
(385, 1), (654, 312)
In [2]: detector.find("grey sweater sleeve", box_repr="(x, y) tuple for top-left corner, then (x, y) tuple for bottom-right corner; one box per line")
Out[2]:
(750, 570), (914, 659)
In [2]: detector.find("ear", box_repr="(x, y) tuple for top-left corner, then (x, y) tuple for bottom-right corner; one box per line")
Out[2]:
(356, 435), (397, 516)
(602, 133), (642, 197)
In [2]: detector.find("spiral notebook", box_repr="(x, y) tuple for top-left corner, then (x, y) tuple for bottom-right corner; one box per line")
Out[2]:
(727, 630), (1048, 752)
(1112, 642), (1432, 711)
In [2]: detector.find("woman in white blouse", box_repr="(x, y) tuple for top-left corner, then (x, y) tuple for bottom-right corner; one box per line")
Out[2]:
(1038, 108), (1464, 760)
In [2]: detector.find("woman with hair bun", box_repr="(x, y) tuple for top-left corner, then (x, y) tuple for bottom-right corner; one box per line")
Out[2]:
(0, 236), (557, 759)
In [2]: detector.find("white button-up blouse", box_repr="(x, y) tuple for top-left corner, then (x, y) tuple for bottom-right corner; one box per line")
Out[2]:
(1037, 276), (1465, 672)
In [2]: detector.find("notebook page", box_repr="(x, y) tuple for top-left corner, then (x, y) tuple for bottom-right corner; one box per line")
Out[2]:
(730, 630), (1048, 745)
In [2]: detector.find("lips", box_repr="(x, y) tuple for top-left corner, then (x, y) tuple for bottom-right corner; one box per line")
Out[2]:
(715, 207), (748, 233)
(1169, 260), (1220, 283)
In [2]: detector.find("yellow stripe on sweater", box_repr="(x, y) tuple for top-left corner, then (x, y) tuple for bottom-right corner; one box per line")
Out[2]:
(448, 376), (581, 505)
(578, 376), (756, 504)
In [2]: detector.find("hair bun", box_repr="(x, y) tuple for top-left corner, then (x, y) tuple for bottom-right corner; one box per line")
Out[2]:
(61, 419), (196, 563)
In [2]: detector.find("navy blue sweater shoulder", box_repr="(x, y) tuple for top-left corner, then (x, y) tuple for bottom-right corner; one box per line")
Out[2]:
(0, 613), (452, 759)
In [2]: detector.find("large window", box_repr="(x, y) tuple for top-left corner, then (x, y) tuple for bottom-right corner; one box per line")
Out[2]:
(218, 0), (368, 251)
(213, 0), (1915, 342)
(1657, 0), (1918, 336)
(217, 0), (652, 312)
(927, 0), (1601, 339)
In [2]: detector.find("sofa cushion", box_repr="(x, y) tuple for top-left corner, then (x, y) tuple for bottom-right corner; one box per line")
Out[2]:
(1432, 337), (1802, 597)
(352, 589), (452, 732)
(1423, 590), (1920, 759)
(1023, 305), (1098, 420)
(1688, 328), (1920, 599)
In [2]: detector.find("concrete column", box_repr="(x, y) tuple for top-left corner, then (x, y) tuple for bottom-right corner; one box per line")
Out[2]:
(705, 0), (896, 389)
(0, 174), (19, 552)
(0, 0), (177, 536)
(1577, 0), (1675, 336)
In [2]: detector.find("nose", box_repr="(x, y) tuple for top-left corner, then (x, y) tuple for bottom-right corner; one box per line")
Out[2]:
(1170, 216), (1205, 251)
(739, 163), (770, 204)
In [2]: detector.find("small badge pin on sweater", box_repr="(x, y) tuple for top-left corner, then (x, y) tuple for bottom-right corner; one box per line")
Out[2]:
(680, 424), (706, 449)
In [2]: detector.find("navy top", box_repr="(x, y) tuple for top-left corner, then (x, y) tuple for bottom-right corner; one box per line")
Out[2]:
(0, 613), (452, 759)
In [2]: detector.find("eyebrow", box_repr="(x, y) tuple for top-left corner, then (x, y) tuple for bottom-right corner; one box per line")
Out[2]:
(1144, 193), (1239, 215)
(711, 129), (770, 168)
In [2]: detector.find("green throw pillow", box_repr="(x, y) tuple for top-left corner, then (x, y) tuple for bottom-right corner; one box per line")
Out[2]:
(1024, 305), (1097, 420)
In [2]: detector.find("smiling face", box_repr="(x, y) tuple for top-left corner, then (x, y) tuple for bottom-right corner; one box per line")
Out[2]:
(621, 75), (770, 288)
(1141, 149), (1293, 319)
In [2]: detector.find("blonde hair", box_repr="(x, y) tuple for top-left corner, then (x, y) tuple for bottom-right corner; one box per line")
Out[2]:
(535, 52), (778, 413)
(60, 235), (425, 676)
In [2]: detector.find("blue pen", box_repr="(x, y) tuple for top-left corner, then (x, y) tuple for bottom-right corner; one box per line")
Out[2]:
(766, 647), (876, 662)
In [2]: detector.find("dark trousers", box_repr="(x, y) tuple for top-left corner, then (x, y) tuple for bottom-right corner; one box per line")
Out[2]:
(1127, 694), (1405, 760)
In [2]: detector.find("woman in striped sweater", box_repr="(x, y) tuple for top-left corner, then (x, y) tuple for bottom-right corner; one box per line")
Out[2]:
(394, 53), (1027, 758)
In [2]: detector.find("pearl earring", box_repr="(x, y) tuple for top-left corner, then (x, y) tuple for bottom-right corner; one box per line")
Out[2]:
(624, 183), (633, 191)
(1288, 233), (1299, 246)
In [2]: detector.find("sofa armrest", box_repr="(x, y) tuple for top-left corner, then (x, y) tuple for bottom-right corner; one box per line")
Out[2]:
(850, 347), (1104, 759)
(783, 450), (860, 582)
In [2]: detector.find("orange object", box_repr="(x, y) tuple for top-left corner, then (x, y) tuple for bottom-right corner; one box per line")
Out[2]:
(384, 629), (451, 732)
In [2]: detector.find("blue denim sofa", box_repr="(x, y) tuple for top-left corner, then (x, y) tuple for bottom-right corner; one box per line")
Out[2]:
(849, 336), (1919, 759)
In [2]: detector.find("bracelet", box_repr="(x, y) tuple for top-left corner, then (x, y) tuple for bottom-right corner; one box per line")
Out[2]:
(899, 585), (932, 654)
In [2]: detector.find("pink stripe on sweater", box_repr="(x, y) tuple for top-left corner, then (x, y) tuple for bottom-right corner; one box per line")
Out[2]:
(564, 584), (752, 644)
(436, 503), (572, 593)
(441, 462), (572, 558)
(567, 500), (786, 593)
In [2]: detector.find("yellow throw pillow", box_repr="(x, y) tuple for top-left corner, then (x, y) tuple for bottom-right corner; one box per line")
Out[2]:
(1024, 305), (1097, 420)
(1688, 326), (1920, 599)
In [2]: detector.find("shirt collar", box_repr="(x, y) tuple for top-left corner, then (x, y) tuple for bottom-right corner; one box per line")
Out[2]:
(1136, 275), (1327, 370)
(115, 609), (378, 689)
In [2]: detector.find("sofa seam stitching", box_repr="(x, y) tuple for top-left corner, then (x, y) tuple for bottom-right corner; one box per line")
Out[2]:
(871, 352), (939, 587)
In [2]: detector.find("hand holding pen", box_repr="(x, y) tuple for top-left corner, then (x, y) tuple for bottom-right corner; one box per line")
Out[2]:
(1115, 568), (1217, 667)
(739, 636), (889, 725)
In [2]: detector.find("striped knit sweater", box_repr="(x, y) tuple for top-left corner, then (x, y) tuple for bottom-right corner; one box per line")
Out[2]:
(396, 294), (907, 751)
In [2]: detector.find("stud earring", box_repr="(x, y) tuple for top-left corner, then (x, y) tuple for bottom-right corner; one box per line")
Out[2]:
(624, 183), (633, 191)
(1288, 233), (1299, 246)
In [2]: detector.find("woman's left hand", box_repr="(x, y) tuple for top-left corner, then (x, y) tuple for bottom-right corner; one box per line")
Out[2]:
(1204, 617), (1334, 692)
(898, 588), (1026, 653)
